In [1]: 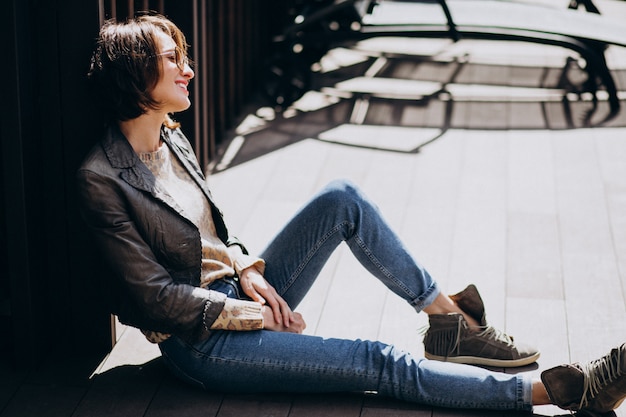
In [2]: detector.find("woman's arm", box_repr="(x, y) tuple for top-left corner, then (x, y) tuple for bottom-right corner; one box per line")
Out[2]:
(77, 167), (226, 338)
(226, 244), (305, 332)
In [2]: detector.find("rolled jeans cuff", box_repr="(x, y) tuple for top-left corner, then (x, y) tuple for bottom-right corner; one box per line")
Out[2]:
(519, 373), (534, 411)
(411, 282), (440, 313)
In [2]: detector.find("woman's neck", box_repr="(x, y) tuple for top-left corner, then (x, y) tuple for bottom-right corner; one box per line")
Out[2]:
(118, 113), (165, 153)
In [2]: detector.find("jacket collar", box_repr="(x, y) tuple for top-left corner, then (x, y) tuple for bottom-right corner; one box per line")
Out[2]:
(101, 125), (155, 193)
(101, 123), (230, 243)
(101, 124), (212, 217)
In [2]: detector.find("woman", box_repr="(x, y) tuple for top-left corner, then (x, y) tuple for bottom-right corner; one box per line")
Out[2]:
(78, 14), (625, 415)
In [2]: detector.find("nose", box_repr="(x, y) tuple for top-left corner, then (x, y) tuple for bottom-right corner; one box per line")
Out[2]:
(182, 62), (194, 79)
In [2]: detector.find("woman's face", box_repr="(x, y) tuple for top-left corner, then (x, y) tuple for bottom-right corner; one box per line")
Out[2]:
(150, 30), (194, 114)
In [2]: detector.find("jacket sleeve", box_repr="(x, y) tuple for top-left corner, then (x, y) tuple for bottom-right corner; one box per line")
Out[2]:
(76, 167), (227, 339)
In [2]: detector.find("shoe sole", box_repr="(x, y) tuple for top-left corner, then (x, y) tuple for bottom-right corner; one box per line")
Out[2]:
(424, 351), (540, 368)
(575, 411), (618, 417)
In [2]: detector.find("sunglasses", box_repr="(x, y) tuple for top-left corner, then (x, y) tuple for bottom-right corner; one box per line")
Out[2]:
(155, 46), (190, 71)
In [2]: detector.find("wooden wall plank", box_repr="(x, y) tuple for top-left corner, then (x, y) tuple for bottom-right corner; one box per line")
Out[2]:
(1, 0), (37, 365)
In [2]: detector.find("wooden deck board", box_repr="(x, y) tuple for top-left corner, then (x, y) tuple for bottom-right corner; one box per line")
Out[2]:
(1, 384), (85, 417)
(216, 394), (292, 417)
(144, 378), (223, 417)
(288, 393), (364, 417)
(552, 131), (626, 363)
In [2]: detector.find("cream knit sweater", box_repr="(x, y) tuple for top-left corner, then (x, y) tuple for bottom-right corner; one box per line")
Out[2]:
(137, 142), (264, 342)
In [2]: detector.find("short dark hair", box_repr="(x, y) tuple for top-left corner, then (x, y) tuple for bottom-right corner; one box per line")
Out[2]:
(88, 14), (189, 123)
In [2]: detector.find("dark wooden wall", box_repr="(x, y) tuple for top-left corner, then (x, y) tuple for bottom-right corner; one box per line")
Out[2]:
(1, 0), (292, 368)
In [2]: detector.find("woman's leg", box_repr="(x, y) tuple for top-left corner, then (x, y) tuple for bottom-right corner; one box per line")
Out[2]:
(259, 179), (539, 368)
(260, 179), (439, 311)
(159, 330), (533, 411)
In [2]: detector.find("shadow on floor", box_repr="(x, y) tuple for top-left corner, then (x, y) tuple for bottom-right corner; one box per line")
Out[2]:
(212, 41), (626, 172)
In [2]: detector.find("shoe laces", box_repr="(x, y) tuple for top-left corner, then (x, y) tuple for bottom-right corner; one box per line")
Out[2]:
(579, 347), (623, 409)
(421, 315), (515, 356)
(475, 325), (515, 347)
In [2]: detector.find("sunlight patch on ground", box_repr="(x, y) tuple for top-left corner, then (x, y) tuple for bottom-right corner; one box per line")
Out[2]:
(318, 123), (442, 152)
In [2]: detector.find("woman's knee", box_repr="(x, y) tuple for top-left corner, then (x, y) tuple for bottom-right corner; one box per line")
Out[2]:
(318, 179), (364, 207)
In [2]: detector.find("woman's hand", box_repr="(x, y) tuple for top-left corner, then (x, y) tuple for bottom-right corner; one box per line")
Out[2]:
(262, 306), (306, 334)
(239, 265), (302, 330)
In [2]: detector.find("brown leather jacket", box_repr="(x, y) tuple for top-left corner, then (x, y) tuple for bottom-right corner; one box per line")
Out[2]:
(77, 125), (243, 341)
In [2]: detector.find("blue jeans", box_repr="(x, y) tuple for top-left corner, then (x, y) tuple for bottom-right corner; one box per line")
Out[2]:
(159, 179), (533, 411)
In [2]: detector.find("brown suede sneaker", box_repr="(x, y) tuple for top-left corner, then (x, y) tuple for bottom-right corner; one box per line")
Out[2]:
(423, 312), (541, 367)
(423, 284), (540, 367)
(541, 343), (626, 416)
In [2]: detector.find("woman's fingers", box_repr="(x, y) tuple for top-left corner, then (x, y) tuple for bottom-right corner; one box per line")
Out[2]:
(239, 267), (267, 303)
(264, 286), (292, 326)
(240, 266), (294, 326)
(261, 306), (305, 334)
